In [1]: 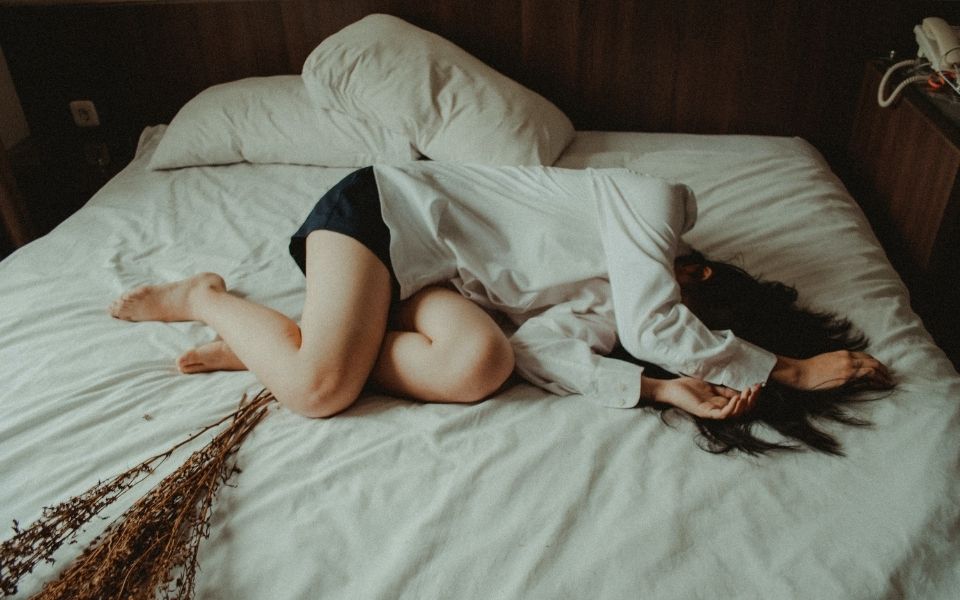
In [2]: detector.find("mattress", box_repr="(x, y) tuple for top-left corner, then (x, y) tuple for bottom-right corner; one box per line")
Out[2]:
(1, 127), (958, 599)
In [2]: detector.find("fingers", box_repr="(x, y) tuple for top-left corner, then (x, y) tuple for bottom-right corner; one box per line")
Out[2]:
(727, 384), (760, 418)
(850, 352), (895, 389)
(702, 384), (761, 420)
(738, 384), (761, 416)
(698, 386), (737, 419)
(714, 386), (739, 400)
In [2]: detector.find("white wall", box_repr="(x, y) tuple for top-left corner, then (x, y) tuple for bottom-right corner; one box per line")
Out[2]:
(0, 44), (29, 150)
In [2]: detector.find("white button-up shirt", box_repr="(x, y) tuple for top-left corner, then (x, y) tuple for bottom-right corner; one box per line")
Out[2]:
(373, 163), (776, 408)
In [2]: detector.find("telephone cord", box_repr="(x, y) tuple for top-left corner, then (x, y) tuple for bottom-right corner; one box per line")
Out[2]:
(878, 59), (930, 107)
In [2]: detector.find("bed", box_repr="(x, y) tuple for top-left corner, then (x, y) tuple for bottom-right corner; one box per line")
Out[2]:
(2, 14), (959, 600)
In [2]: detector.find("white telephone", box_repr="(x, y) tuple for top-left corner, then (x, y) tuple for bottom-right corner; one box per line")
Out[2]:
(878, 17), (960, 107)
(915, 17), (960, 72)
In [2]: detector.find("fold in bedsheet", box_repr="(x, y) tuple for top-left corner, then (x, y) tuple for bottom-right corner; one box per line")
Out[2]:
(0, 126), (957, 599)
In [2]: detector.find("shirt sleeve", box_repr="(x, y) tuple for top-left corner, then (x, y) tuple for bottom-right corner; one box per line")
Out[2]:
(592, 171), (777, 391)
(509, 299), (644, 409)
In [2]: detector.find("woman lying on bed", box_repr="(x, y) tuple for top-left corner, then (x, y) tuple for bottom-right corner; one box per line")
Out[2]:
(110, 164), (892, 454)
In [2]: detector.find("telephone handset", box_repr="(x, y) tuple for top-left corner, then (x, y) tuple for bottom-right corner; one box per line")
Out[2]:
(915, 17), (960, 72)
(878, 16), (960, 107)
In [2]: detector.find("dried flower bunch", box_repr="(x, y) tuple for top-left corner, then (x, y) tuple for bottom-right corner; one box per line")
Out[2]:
(1, 389), (275, 600)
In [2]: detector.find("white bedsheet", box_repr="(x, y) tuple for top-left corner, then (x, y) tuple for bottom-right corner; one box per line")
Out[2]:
(1, 127), (958, 599)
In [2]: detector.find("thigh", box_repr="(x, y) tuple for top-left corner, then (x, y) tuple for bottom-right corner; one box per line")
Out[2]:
(298, 229), (393, 394)
(375, 285), (513, 402)
(393, 285), (503, 342)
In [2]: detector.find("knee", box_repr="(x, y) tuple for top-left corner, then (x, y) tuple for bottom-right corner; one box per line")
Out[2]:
(279, 368), (361, 419)
(444, 330), (515, 402)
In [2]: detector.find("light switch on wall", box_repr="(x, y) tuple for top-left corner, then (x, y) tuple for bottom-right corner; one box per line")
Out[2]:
(69, 100), (100, 127)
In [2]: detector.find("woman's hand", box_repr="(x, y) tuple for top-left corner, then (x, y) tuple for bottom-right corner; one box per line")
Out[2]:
(642, 376), (760, 420)
(771, 351), (893, 391)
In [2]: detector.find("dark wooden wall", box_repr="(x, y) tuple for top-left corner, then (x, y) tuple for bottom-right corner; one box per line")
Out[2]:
(1, 0), (959, 172)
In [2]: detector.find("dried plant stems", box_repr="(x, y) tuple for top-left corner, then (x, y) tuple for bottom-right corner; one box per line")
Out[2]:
(1, 389), (275, 600)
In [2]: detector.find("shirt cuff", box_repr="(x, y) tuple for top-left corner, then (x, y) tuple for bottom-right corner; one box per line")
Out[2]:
(590, 360), (644, 408)
(680, 338), (777, 391)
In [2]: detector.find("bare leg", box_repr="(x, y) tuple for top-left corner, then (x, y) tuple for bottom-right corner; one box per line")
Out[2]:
(174, 286), (515, 403)
(111, 231), (393, 418)
(370, 286), (514, 402)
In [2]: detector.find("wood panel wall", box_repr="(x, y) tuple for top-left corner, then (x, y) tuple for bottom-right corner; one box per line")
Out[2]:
(851, 63), (960, 277)
(1, 0), (959, 170)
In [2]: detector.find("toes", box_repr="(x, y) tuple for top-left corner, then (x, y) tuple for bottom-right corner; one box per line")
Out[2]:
(109, 298), (129, 319)
(109, 288), (142, 320)
(177, 352), (203, 374)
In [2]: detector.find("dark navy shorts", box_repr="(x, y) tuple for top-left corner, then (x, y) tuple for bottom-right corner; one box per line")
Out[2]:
(289, 167), (398, 294)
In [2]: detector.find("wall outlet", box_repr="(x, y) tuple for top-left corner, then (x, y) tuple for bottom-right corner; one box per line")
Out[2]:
(69, 100), (100, 127)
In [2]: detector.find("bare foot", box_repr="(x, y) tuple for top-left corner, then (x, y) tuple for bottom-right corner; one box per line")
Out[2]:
(109, 273), (225, 322)
(178, 340), (246, 374)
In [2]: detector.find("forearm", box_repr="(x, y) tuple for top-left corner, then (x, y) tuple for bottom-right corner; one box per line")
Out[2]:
(766, 351), (893, 391)
(640, 375), (666, 403)
(769, 355), (802, 387)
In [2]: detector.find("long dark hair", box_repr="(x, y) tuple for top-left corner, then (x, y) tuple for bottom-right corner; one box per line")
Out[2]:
(616, 250), (881, 456)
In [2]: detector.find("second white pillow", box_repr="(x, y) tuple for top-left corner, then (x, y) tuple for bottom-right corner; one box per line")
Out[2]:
(302, 14), (575, 166)
(149, 75), (418, 170)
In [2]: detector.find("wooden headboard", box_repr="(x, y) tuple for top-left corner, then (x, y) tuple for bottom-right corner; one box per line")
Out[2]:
(0, 0), (958, 170)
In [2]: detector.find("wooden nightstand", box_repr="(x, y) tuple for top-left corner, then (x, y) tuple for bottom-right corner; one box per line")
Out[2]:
(1, 131), (123, 259)
(0, 139), (32, 258)
(848, 61), (960, 367)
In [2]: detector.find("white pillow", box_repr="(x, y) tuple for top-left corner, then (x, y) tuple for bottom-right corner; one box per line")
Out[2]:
(149, 75), (418, 170)
(301, 14), (574, 166)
